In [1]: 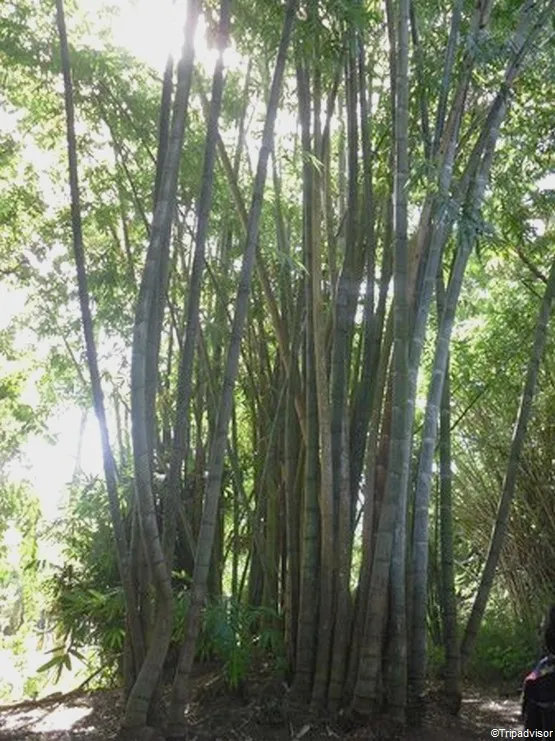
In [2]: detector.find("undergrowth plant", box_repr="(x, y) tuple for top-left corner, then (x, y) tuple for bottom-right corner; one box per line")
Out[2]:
(195, 597), (285, 689)
(44, 474), (129, 684)
(48, 477), (285, 691)
(464, 592), (539, 684)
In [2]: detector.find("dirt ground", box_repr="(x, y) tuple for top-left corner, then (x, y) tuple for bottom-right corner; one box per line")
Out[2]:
(0, 671), (524, 741)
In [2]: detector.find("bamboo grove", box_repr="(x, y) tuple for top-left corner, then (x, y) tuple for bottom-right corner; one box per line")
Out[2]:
(3, 0), (555, 736)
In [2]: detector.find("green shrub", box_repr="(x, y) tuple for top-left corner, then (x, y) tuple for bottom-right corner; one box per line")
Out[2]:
(466, 609), (538, 683)
(45, 474), (128, 682)
(195, 597), (284, 690)
(426, 640), (446, 679)
(48, 477), (286, 691)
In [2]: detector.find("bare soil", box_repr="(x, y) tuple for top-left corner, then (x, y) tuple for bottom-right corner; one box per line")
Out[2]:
(0, 671), (523, 741)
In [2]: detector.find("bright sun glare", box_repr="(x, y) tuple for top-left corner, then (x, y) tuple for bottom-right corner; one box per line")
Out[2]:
(84, 0), (242, 75)
(4, 0), (223, 521)
(112, 0), (197, 72)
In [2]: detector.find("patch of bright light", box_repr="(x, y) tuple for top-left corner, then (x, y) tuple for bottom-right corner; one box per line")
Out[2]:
(35, 704), (93, 732)
(0, 287), (26, 331)
(8, 407), (104, 521)
(110, 0), (185, 72)
(106, 0), (242, 75)
(529, 219), (546, 237)
(536, 173), (555, 191)
(1, 703), (92, 732)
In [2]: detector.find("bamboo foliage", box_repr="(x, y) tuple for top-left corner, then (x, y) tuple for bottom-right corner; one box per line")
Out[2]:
(44, 0), (555, 735)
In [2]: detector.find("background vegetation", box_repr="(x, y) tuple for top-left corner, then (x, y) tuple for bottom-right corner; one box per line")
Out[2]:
(0, 0), (554, 734)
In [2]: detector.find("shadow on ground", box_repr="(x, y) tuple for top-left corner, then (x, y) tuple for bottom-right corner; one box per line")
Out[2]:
(0, 679), (524, 741)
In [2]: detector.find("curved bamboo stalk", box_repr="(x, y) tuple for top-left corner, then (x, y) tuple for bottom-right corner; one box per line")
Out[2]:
(167, 2), (298, 731)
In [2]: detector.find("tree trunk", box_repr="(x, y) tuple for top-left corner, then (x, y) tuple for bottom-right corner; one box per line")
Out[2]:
(461, 255), (555, 668)
(167, 3), (297, 733)
(127, 0), (201, 727)
(163, 0), (231, 567)
(409, 118), (501, 710)
(352, 0), (410, 716)
(291, 60), (320, 705)
(411, 0), (555, 691)
(54, 0), (145, 689)
(303, 57), (335, 713)
(384, 0), (410, 718)
(437, 304), (461, 714)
